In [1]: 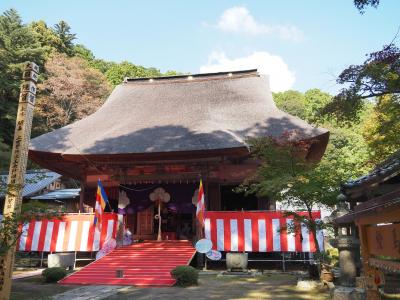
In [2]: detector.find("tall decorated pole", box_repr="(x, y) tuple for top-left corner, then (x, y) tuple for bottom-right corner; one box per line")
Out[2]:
(0, 62), (39, 300)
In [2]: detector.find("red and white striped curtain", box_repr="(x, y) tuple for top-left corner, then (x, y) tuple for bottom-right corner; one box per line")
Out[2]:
(204, 211), (323, 253)
(17, 213), (118, 252)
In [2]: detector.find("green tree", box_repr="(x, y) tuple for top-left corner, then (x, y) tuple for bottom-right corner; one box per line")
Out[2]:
(104, 61), (162, 86)
(353, 0), (380, 13)
(304, 89), (332, 124)
(73, 44), (95, 61)
(0, 9), (46, 147)
(29, 20), (63, 56)
(0, 201), (58, 256)
(272, 90), (306, 119)
(273, 88), (333, 125)
(362, 94), (400, 163)
(248, 85), (371, 254)
(91, 59), (116, 74)
(0, 8), (183, 171)
(0, 138), (10, 170)
(243, 127), (370, 254)
(53, 20), (76, 55)
(164, 70), (184, 76)
(322, 44), (400, 123)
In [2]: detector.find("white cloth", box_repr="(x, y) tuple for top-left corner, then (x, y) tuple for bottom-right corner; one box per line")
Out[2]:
(95, 238), (117, 260)
(123, 229), (133, 246)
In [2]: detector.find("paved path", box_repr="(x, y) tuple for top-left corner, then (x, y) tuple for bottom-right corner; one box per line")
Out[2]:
(51, 286), (126, 300)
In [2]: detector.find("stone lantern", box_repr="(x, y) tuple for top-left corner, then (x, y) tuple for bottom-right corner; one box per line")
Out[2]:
(330, 194), (360, 287)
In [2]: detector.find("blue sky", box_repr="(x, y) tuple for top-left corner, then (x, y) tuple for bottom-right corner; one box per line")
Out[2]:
(1, 0), (399, 93)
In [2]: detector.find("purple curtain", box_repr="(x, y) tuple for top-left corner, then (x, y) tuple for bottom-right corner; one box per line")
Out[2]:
(118, 183), (196, 215)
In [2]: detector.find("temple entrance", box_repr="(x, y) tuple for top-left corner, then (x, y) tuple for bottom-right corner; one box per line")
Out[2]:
(120, 183), (196, 241)
(136, 205), (155, 240)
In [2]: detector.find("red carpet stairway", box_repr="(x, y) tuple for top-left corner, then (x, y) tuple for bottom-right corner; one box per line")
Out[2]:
(59, 240), (196, 286)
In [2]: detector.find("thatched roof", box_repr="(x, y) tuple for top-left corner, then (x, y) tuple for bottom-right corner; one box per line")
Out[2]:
(30, 70), (328, 158)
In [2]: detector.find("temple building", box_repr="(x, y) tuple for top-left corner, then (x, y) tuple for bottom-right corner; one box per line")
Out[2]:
(29, 69), (329, 241)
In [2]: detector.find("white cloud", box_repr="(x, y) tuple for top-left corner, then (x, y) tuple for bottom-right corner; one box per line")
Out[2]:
(216, 6), (304, 42)
(200, 51), (295, 92)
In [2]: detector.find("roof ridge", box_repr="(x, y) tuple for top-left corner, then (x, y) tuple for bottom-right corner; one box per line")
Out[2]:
(124, 69), (259, 83)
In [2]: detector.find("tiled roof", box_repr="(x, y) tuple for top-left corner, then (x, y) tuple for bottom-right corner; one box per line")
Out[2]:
(0, 170), (61, 198)
(30, 188), (80, 200)
(342, 150), (400, 192)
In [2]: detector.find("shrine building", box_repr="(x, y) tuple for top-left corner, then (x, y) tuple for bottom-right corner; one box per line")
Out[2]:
(28, 69), (329, 241)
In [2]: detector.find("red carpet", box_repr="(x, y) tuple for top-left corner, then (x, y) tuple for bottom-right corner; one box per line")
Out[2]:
(59, 240), (196, 286)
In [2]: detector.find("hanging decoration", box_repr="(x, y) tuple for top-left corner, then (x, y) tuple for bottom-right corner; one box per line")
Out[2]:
(192, 188), (199, 206)
(117, 190), (130, 214)
(119, 184), (196, 214)
(149, 187), (171, 241)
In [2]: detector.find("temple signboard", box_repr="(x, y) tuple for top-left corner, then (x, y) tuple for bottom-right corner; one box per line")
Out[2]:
(0, 62), (39, 300)
(366, 223), (400, 259)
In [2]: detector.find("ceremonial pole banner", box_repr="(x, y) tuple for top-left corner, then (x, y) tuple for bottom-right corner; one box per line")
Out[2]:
(204, 211), (324, 253)
(196, 179), (206, 227)
(0, 62), (39, 300)
(93, 179), (109, 249)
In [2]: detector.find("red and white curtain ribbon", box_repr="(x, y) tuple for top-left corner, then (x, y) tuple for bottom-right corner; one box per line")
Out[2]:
(204, 211), (324, 253)
(17, 213), (118, 252)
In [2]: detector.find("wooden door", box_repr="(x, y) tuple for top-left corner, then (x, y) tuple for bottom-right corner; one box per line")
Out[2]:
(136, 205), (154, 237)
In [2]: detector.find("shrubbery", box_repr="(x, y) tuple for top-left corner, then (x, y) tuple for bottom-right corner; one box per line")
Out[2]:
(42, 267), (67, 283)
(170, 265), (199, 287)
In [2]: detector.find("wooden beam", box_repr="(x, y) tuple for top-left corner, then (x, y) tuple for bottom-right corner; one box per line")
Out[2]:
(111, 172), (202, 183)
(79, 183), (85, 212)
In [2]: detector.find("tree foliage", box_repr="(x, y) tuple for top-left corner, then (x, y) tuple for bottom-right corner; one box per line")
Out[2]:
(273, 88), (333, 125)
(273, 90), (306, 120)
(243, 126), (369, 253)
(362, 94), (400, 163)
(105, 61), (162, 86)
(0, 201), (58, 256)
(0, 138), (10, 170)
(353, 0), (380, 14)
(245, 87), (372, 253)
(303, 89), (332, 124)
(322, 44), (400, 122)
(318, 0), (400, 165)
(0, 9), (46, 146)
(0, 9), (181, 171)
(35, 53), (111, 131)
(53, 20), (76, 55)
(29, 20), (64, 56)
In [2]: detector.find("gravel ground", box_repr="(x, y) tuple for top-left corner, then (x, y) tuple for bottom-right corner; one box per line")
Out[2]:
(50, 273), (329, 300)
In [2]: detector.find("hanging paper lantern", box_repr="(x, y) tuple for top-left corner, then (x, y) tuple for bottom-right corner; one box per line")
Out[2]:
(118, 190), (130, 209)
(149, 187), (171, 203)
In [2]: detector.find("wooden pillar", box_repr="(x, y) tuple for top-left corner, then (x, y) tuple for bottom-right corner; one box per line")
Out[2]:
(0, 62), (39, 300)
(208, 183), (221, 211)
(79, 183), (85, 212)
(358, 223), (381, 299)
(116, 186), (125, 246)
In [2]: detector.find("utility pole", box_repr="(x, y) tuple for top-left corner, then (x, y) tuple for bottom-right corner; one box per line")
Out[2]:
(0, 62), (39, 300)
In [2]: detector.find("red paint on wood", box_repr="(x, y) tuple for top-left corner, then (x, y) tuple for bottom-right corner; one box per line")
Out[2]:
(59, 240), (195, 287)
